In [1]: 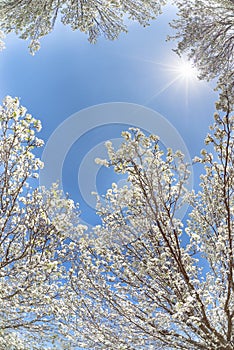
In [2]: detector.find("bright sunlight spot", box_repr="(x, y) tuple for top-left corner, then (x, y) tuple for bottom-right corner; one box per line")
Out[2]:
(176, 60), (198, 80)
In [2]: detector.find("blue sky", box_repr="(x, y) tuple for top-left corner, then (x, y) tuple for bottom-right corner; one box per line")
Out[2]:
(0, 2), (218, 227)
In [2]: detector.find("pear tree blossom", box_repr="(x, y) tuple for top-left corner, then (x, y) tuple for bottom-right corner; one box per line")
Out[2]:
(170, 0), (234, 80)
(66, 81), (234, 349)
(0, 0), (233, 80)
(0, 30), (5, 51)
(0, 0), (165, 54)
(0, 96), (86, 348)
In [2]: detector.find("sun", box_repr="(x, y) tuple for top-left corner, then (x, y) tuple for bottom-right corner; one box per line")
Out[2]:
(174, 59), (199, 81)
(135, 54), (202, 106)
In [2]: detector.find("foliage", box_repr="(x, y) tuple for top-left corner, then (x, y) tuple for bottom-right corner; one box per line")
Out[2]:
(0, 30), (5, 51)
(0, 0), (165, 54)
(0, 96), (86, 348)
(170, 0), (234, 80)
(66, 85), (234, 349)
(0, 1), (233, 349)
(1, 0), (233, 83)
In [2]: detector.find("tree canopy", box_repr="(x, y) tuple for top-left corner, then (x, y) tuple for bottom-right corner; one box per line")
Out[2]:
(171, 0), (234, 80)
(0, 0), (234, 348)
(0, 82), (233, 350)
(0, 0), (233, 81)
(0, 96), (86, 349)
(0, 30), (5, 51)
(0, 0), (165, 54)
(64, 80), (234, 349)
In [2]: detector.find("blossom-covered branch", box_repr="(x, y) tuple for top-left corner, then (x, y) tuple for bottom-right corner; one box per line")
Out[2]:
(66, 85), (234, 349)
(0, 96), (86, 348)
(0, 0), (165, 54)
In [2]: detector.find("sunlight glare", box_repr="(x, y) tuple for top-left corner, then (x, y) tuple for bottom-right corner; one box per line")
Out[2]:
(137, 54), (202, 106)
(176, 60), (198, 81)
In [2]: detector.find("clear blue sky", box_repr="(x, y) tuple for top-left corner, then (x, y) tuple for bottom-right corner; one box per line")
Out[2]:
(0, 3), (218, 227)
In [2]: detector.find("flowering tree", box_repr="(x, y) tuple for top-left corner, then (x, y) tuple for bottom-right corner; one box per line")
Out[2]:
(171, 0), (234, 80)
(1, 0), (233, 82)
(65, 81), (234, 349)
(0, 96), (86, 349)
(0, 2), (233, 349)
(0, 0), (165, 54)
(0, 30), (5, 51)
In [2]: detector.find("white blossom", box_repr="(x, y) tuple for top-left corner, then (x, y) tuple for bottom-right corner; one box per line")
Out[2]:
(0, 30), (5, 51)
(0, 96), (87, 349)
(64, 84), (234, 349)
(0, 0), (165, 54)
(170, 0), (234, 81)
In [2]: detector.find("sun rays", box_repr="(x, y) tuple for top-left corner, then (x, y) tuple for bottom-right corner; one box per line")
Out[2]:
(136, 55), (201, 107)
(171, 58), (199, 81)
(164, 57), (200, 107)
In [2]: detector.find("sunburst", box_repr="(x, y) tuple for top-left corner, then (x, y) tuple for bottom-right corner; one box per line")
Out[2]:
(138, 55), (200, 106)
(173, 59), (199, 81)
